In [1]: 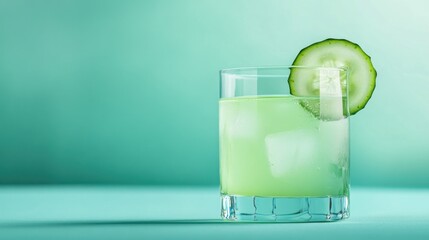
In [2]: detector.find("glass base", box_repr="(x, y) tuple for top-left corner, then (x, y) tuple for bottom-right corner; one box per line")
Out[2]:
(221, 195), (349, 222)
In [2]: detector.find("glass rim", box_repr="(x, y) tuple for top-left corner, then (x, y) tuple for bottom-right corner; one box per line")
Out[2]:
(220, 65), (349, 77)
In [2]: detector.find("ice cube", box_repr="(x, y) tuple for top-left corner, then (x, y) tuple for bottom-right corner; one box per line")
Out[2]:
(319, 119), (349, 164)
(319, 96), (344, 120)
(265, 129), (319, 177)
(319, 68), (342, 97)
(319, 68), (344, 120)
(228, 105), (258, 138)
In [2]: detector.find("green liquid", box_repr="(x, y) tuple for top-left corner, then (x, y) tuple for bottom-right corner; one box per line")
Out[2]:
(220, 96), (349, 197)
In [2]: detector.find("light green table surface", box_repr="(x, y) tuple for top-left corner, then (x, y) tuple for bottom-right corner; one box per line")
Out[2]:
(1, 186), (428, 240)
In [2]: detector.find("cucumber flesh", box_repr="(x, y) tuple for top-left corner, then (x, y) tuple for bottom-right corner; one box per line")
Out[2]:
(289, 38), (377, 115)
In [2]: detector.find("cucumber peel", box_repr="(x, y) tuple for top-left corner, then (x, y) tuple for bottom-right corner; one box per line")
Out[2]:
(289, 38), (377, 115)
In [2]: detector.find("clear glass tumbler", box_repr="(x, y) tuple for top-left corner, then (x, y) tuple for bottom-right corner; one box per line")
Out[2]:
(219, 66), (350, 222)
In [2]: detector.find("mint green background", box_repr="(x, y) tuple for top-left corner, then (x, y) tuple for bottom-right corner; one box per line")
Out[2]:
(0, 0), (428, 187)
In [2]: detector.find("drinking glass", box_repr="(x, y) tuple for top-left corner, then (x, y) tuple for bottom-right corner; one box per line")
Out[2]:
(219, 66), (350, 222)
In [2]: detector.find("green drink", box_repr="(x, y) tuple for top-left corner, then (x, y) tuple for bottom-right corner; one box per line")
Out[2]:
(219, 66), (351, 222)
(220, 96), (349, 198)
(219, 39), (376, 222)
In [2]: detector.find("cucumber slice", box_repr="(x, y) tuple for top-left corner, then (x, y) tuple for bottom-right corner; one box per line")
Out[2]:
(289, 38), (377, 115)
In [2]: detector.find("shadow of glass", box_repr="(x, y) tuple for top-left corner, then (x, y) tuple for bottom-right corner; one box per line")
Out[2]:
(0, 219), (318, 228)
(0, 219), (243, 228)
